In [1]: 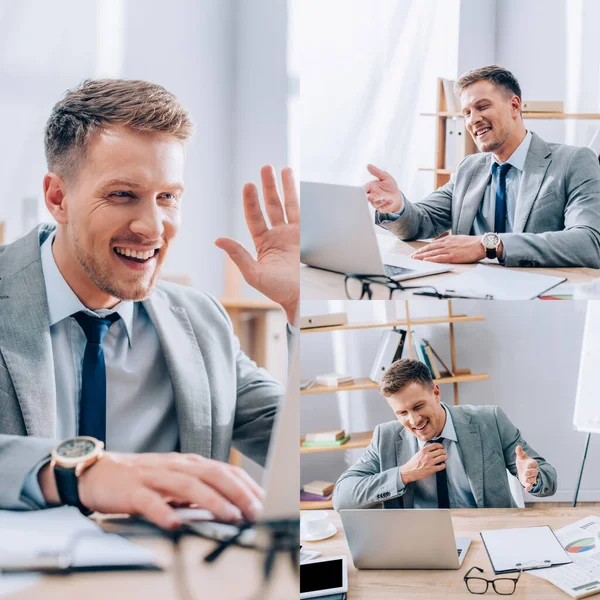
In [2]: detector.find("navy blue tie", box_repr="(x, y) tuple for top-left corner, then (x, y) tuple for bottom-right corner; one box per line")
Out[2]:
(427, 438), (450, 509)
(73, 311), (120, 445)
(492, 162), (512, 234)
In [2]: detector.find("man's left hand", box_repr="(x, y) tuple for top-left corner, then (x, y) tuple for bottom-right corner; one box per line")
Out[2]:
(411, 235), (491, 264)
(515, 445), (539, 492)
(215, 166), (299, 325)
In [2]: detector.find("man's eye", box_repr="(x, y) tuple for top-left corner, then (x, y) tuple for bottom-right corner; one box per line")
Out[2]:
(110, 191), (133, 198)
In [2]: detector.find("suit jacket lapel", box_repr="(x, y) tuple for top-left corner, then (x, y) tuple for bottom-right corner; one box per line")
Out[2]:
(451, 407), (485, 508)
(395, 428), (416, 508)
(514, 133), (552, 232)
(456, 156), (492, 235)
(0, 226), (56, 437)
(143, 291), (212, 457)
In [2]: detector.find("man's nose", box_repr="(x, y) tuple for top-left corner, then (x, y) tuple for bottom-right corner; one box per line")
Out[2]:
(130, 200), (165, 240)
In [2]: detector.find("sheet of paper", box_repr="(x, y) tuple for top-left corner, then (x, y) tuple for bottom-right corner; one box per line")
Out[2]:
(528, 516), (600, 598)
(481, 525), (571, 573)
(0, 506), (156, 570)
(0, 574), (39, 598)
(438, 264), (565, 300)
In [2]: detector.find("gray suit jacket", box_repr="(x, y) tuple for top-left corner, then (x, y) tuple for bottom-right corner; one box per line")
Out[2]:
(333, 404), (557, 510)
(378, 132), (600, 268)
(0, 225), (285, 509)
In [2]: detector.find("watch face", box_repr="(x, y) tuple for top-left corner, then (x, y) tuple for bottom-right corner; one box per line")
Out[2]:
(483, 233), (499, 248)
(56, 438), (97, 458)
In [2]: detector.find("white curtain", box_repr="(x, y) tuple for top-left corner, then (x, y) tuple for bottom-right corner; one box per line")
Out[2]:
(297, 0), (460, 202)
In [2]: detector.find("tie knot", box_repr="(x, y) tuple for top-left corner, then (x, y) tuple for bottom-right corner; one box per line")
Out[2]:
(73, 311), (120, 344)
(426, 437), (445, 445)
(492, 162), (512, 178)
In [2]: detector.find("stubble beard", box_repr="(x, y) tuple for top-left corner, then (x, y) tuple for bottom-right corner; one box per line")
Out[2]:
(73, 235), (161, 302)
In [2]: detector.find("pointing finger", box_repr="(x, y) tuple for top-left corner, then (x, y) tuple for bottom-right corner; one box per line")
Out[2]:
(367, 164), (389, 181)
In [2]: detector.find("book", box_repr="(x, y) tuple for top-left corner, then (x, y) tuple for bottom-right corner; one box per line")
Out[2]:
(369, 329), (406, 383)
(422, 338), (455, 377)
(302, 435), (351, 448)
(300, 490), (333, 502)
(420, 343), (435, 377)
(300, 379), (315, 391)
(423, 345), (441, 379)
(304, 429), (345, 442)
(315, 373), (354, 387)
(303, 480), (335, 496)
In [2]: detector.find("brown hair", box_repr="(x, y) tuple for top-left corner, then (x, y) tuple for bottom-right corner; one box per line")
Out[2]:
(455, 65), (522, 100)
(44, 79), (194, 179)
(379, 359), (433, 397)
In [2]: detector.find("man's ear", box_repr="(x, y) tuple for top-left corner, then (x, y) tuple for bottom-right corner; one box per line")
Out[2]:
(433, 384), (441, 401)
(43, 173), (69, 224)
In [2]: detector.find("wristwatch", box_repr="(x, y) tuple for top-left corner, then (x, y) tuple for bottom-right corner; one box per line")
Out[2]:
(50, 436), (104, 515)
(481, 232), (501, 259)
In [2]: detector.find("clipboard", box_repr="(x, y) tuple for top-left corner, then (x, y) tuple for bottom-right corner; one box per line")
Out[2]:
(480, 526), (572, 574)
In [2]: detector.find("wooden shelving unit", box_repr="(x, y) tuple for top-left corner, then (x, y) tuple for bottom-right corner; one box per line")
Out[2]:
(300, 300), (489, 510)
(421, 78), (600, 190)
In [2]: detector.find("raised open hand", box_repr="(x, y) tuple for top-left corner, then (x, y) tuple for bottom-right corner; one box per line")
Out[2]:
(215, 166), (299, 324)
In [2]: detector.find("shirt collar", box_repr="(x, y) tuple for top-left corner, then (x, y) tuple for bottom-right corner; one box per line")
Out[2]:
(40, 232), (135, 346)
(417, 403), (457, 448)
(490, 129), (533, 174)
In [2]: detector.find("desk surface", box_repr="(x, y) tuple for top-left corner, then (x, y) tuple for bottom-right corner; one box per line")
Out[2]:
(6, 519), (298, 600)
(302, 508), (598, 599)
(301, 234), (599, 300)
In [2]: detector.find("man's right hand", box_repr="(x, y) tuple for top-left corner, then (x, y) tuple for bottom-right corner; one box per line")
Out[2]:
(39, 452), (264, 529)
(399, 443), (447, 485)
(364, 164), (403, 213)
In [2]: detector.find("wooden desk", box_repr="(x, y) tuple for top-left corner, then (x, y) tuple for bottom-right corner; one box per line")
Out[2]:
(301, 234), (600, 300)
(303, 508), (598, 599)
(7, 521), (298, 600)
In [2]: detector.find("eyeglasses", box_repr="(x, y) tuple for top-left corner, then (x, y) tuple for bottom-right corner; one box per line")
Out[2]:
(343, 274), (442, 300)
(464, 566), (522, 595)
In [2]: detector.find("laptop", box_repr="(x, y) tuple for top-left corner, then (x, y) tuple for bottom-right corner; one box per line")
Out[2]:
(182, 341), (300, 545)
(340, 509), (471, 570)
(300, 181), (453, 281)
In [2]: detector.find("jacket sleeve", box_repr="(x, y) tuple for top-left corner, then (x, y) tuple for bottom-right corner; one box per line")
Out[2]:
(494, 406), (557, 497)
(0, 434), (57, 510)
(333, 426), (405, 510)
(375, 180), (455, 240)
(500, 147), (600, 268)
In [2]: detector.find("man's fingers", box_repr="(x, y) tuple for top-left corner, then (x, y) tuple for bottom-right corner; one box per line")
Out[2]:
(173, 459), (263, 521)
(281, 167), (300, 224)
(214, 238), (257, 284)
(131, 488), (182, 530)
(367, 163), (388, 181)
(242, 182), (269, 238)
(516, 445), (527, 459)
(434, 462), (447, 471)
(260, 165), (286, 226)
(151, 470), (244, 521)
(424, 443), (444, 451)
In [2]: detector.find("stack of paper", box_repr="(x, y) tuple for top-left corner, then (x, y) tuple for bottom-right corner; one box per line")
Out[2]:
(0, 507), (158, 572)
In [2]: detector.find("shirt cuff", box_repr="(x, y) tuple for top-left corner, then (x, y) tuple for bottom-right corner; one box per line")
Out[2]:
(287, 322), (299, 336)
(530, 475), (542, 494)
(21, 457), (51, 509)
(377, 193), (406, 222)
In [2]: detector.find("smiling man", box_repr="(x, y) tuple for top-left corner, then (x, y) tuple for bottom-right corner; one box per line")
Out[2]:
(0, 79), (299, 528)
(333, 359), (557, 510)
(365, 65), (600, 268)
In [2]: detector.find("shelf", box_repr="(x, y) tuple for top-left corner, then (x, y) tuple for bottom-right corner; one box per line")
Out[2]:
(301, 373), (489, 395)
(421, 111), (600, 119)
(300, 431), (373, 453)
(300, 314), (484, 333)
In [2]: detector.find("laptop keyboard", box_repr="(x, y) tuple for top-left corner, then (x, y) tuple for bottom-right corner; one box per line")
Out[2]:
(384, 264), (414, 277)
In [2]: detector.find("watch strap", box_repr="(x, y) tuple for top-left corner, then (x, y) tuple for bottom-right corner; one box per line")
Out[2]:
(54, 465), (92, 515)
(485, 246), (497, 259)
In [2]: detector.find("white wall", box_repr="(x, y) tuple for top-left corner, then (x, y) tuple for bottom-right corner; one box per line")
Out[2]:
(300, 300), (599, 503)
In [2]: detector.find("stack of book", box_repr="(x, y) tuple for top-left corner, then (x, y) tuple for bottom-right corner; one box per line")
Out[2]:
(302, 429), (350, 448)
(300, 480), (335, 503)
(315, 373), (354, 387)
(411, 331), (454, 380)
